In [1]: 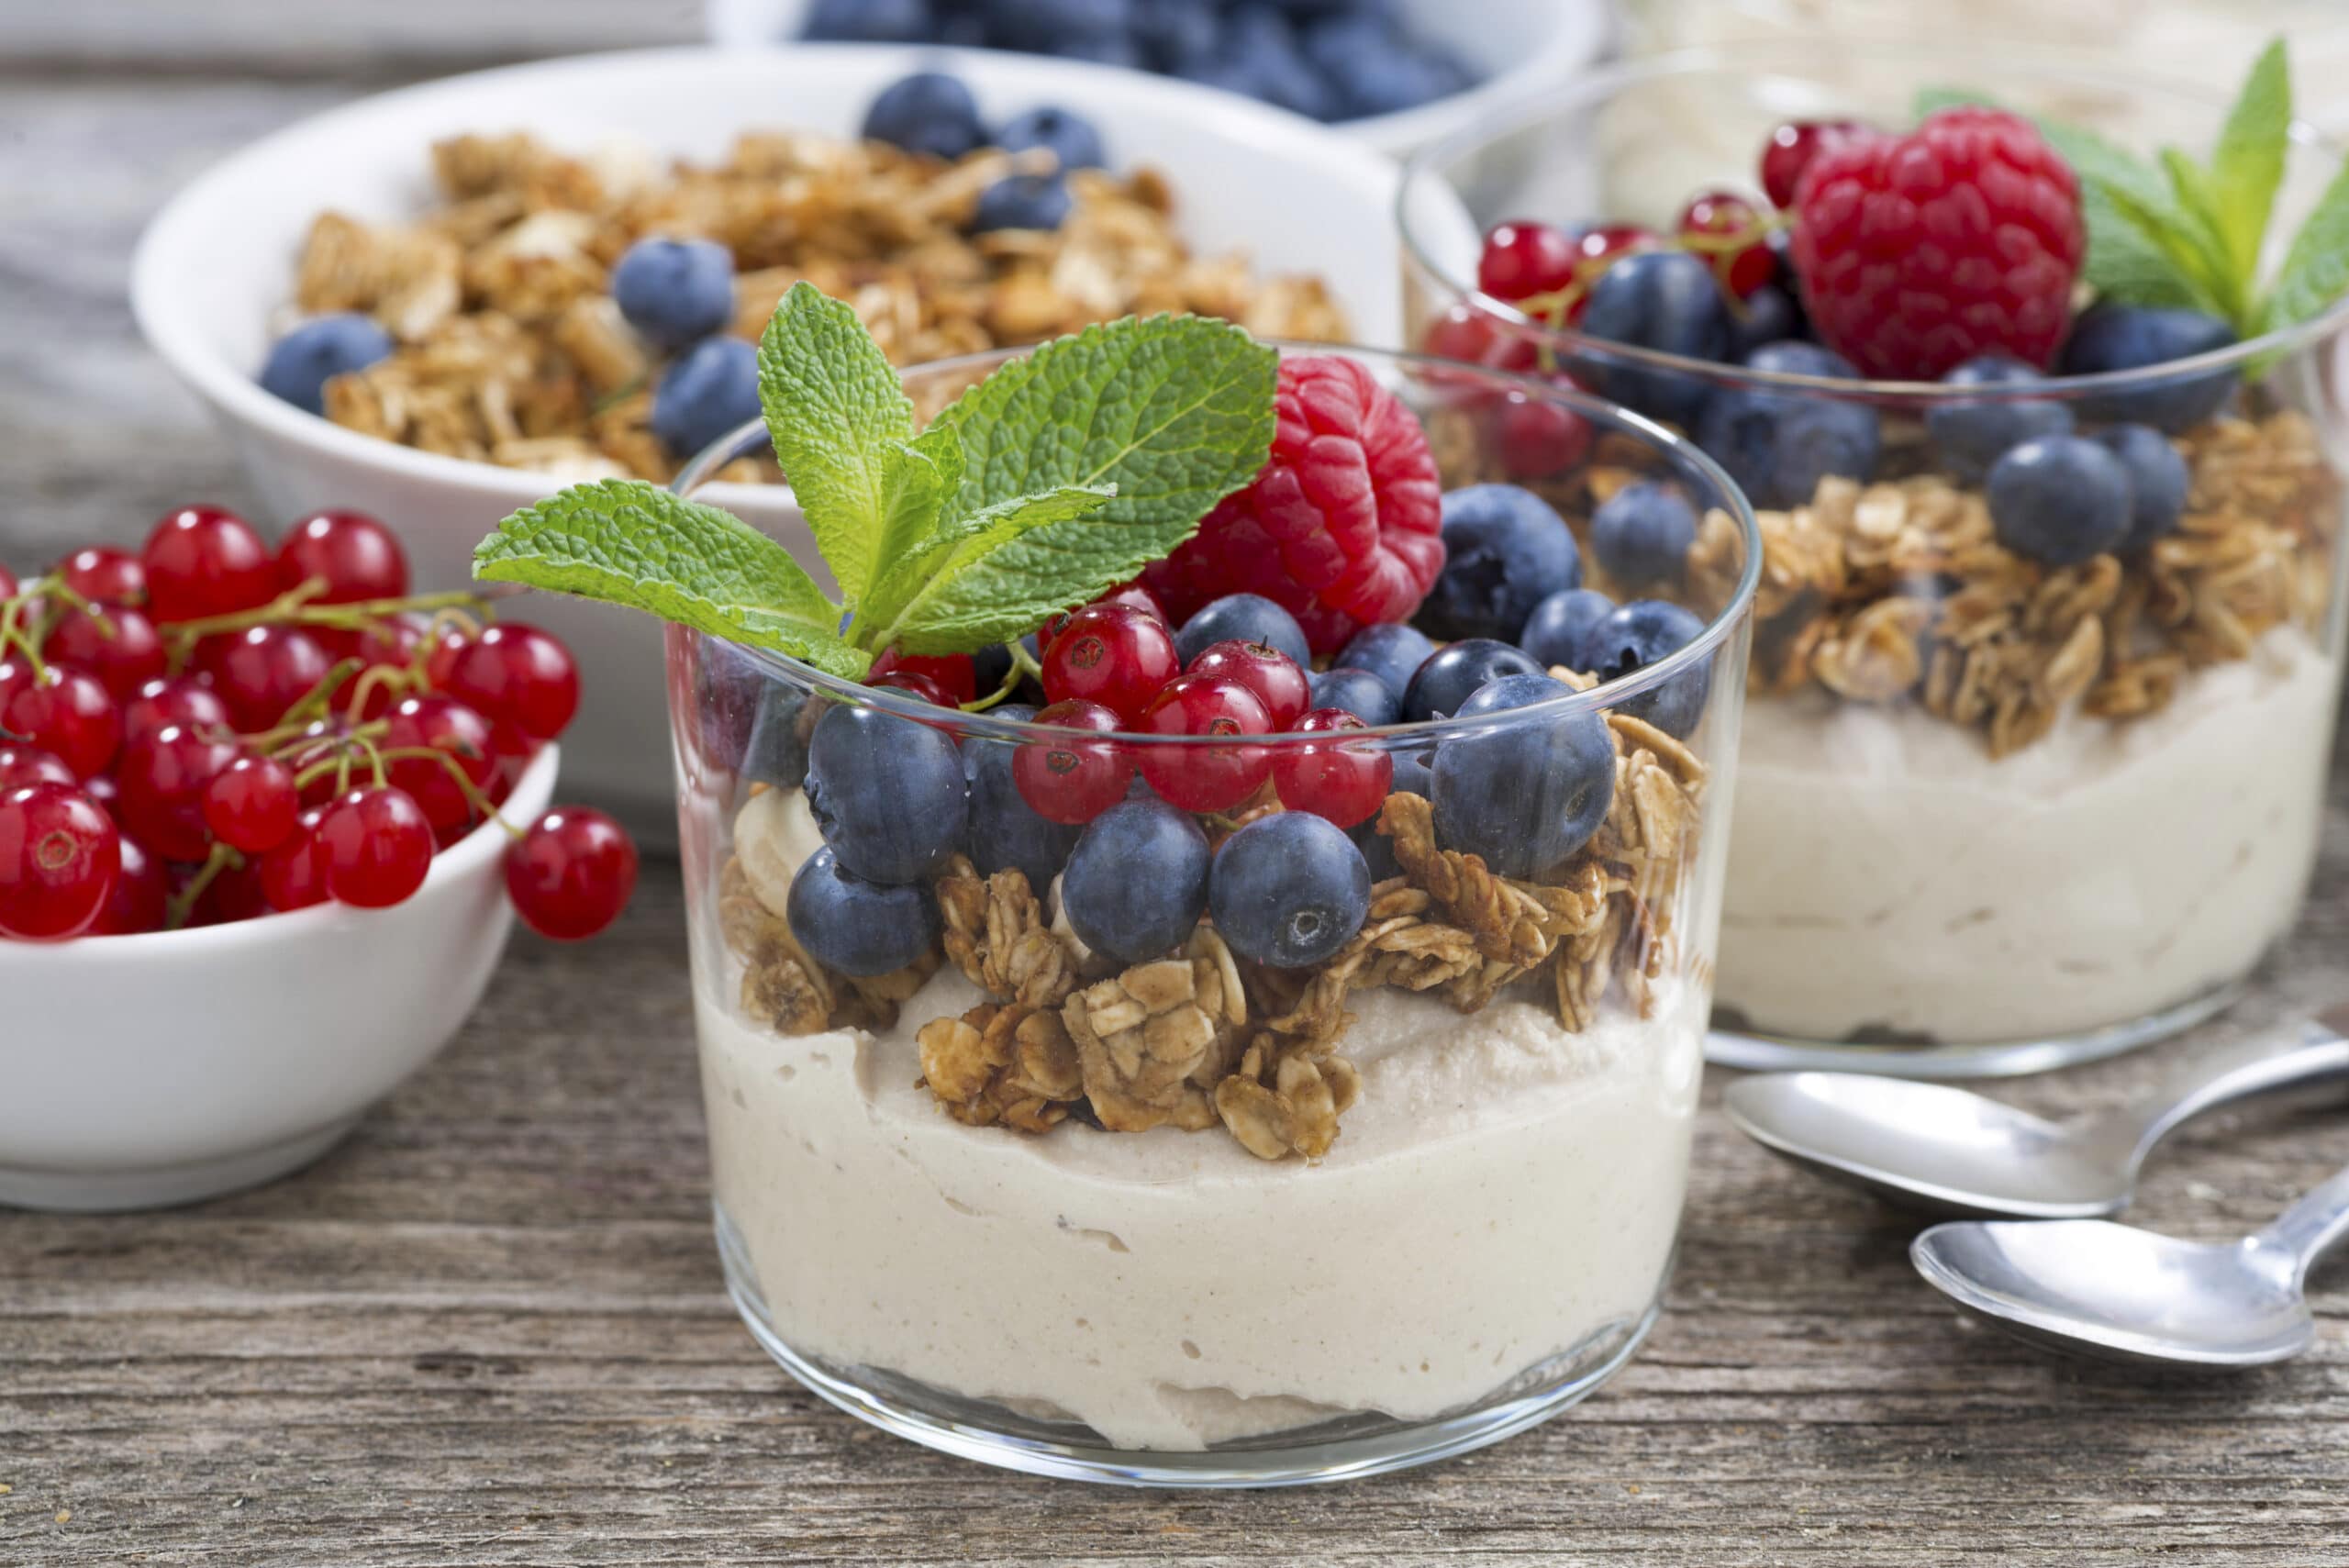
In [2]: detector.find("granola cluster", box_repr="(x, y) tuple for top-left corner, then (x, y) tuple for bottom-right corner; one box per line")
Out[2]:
(295, 130), (1346, 480)
(719, 710), (1705, 1162)
(1687, 409), (2338, 756)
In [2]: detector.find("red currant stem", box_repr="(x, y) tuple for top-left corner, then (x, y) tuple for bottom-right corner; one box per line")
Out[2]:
(160, 587), (500, 651)
(0, 573), (58, 674)
(347, 733), (391, 791)
(251, 715), (387, 753)
(962, 642), (1041, 714)
(162, 841), (244, 932)
(417, 605), (490, 651)
(276, 658), (363, 732)
(343, 663), (414, 725)
(372, 744), (526, 841)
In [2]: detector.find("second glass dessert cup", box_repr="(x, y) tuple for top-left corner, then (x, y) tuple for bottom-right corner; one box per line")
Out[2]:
(1399, 43), (2349, 1076)
(663, 345), (1759, 1485)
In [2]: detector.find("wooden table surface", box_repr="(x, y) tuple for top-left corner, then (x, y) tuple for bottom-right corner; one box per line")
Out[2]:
(6, 11), (2349, 1563)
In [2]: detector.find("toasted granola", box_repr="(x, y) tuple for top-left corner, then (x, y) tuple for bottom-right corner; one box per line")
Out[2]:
(295, 130), (1345, 479)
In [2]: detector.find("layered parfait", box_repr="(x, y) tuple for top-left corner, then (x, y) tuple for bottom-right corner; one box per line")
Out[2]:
(1403, 41), (2349, 1061)
(473, 284), (1756, 1471)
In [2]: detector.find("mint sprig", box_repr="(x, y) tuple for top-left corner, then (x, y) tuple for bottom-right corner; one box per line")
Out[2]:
(1918, 38), (2349, 337)
(473, 283), (1277, 683)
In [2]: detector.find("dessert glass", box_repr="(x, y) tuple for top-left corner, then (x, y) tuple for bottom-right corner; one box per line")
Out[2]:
(1399, 44), (2349, 1076)
(662, 345), (1759, 1485)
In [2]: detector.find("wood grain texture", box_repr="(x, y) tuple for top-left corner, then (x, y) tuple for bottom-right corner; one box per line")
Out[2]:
(4, 23), (2349, 1567)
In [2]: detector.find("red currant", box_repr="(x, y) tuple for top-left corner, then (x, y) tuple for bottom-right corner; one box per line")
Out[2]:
(195, 624), (331, 731)
(505, 806), (639, 940)
(434, 623), (579, 740)
(1421, 304), (1539, 376)
(1186, 639), (1310, 728)
(277, 510), (408, 603)
(1496, 393), (1595, 481)
(42, 603), (165, 700)
(141, 505), (277, 625)
(868, 669), (957, 707)
(316, 785), (434, 908)
(0, 745), (73, 791)
(52, 545), (147, 606)
(124, 676), (231, 745)
(1041, 604), (1179, 725)
(0, 661), (120, 780)
(382, 694), (496, 830)
(1135, 673), (1272, 812)
(91, 831), (168, 935)
(1012, 699), (1131, 824)
(1677, 189), (1776, 297)
(201, 753), (301, 854)
(1760, 118), (1868, 207)
(83, 773), (117, 813)
(259, 806), (329, 912)
(115, 722), (240, 862)
(1477, 219), (1579, 302)
(0, 783), (120, 940)
(184, 853), (270, 928)
(281, 720), (354, 807)
(1272, 708), (1394, 828)
(1562, 225), (1653, 322)
(870, 650), (977, 705)
(0, 562), (17, 602)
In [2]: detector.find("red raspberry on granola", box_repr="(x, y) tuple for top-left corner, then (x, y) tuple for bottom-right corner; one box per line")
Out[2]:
(1143, 355), (1445, 655)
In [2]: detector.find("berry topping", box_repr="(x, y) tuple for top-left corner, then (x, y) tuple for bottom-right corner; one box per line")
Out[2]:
(1419, 305), (1539, 382)
(1014, 699), (1132, 826)
(1791, 107), (2085, 379)
(1577, 250), (1731, 424)
(1173, 594), (1310, 672)
(804, 703), (968, 884)
(1924, 354), (2076, 481)
(871, 650), (980, 706)
(742, 684), (815, 790)
(1495, 394), (1594, 483)
(1725, 277), (1807, 361)
(1589, 481), (1698, 589)
(1695, 339), (1881, 510)
(1331, 621), (1435, 706)
(2095, 425), (2191, 552)
(1419, 484), (1581, 642)
(1759, 118), (1868, 207)
(1431, 674), (1614, 879)
(1186, 639), (1310, 729)
(651, 336), (761, 462)
(1272, 706), (1394, 828)
(868, 669), (956, 706)
(1580, 599), (1711, 737)
(506, 806), (640, 941)
(611, 238), (738, 350)
(1041, 603), (1179, 724)
(972, 173), (1073, 234)
(1134, 673), (1273, 812)
(141, 506), (277, 624)
(260, 313), (394, 416)
(787, 844), (941, 976)
(1059, 797), (1212, 966)
(1142, 354), (1444, 654)
(1520, 587), (1617, 670)
(277, 509), (409, 604)
(964, 705), (1082, 889)
(1477, 219), (1579, 302)
(0, 783), (120, 940)
(1676, 190), (1776, 298)
(1986, 435), (2133, 566)
(1209, 810), (1372, 968)
(2060, 305), (2241, 432)
(1402, 638), (1542, 723)
(996, 106), (1107, 172)
(861, 71), (985, 161)
(1306, 665), (1400, 728)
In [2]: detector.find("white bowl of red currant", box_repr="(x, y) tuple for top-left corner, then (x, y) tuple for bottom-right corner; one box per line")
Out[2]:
(0, 509), (640, 1211)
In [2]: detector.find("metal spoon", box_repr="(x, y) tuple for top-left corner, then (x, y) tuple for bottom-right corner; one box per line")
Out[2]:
(1723, 1006), (2349, 1219)
(1910, 1166), (2349, 1368)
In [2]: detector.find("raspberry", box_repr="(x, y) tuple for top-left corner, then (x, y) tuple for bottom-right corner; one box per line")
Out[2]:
(1141, 356), (1444, 656)
(1790, 108), (2084, 381)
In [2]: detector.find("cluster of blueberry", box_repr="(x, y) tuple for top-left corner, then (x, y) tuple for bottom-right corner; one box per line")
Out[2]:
(804, 0), (1476, 125)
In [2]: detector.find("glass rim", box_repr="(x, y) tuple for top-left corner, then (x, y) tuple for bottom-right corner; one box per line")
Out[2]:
(669, 339), (1764, 749)
(1396, 40), (2349, 403)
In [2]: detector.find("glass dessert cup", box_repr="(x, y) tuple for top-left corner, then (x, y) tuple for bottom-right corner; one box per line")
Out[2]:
(1398, 44), (2349, 1077)
(663, 345), (1759, 1485)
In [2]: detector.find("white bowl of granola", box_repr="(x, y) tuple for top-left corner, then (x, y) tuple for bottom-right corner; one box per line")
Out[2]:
(131, 45), (1427, 825)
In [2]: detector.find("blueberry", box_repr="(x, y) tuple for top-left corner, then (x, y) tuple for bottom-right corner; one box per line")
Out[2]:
(1419, 484), (1582, 641)
(1576, 251), (1731, 426)
(2061, 305), (2240, 432)
(1060, 798), (1211, 963)
(1431, 673), (1615, 878)
(786, 846), (941, 977)
(1052, 34), (1147, 67)
(692, 640), (767, 773)
(1209, 812), (1372, 968)
(972, 641), (1016, 699)
(804, 0), (933, 40)
(1304, 15), (1467, 117)
(259, 313), (394, 416)
(1924, 355), (2075, 482)
(1726, 281), (1805, 361)
(610, 238), (736, 351)
(1192, 7), (1338, 120)
(1694, 340), (1879, 510)
(1520, 587), (1616, 670)
(742, 682), (815, 789)
(1175, 595), (1310, 669)
(962, 706), (1080, 889)
(803, 703), (968, 884)
(2094, 425), (2190, 552)
(651, 337), (762, 462)
(1332, 622), (1436, 705)
(1580, 599), (1709, 737)
(985, 0), (1130, 50)
(971, 173), (1073, 234)
(1388, 747), (1433, 799)
(863, 72), (985, 161)
(1985, 435), (2132, 567)
(1131, 0), (1220, 72)
(995, 105), (1106, 170)
(1308, 665), (1401, 726)
(1403, 638), (1542, 722)
(1590, 482), (1698, 587)
(1350, 815), (1401, 883)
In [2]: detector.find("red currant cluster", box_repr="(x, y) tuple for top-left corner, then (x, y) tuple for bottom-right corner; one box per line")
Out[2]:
(0, 505), (638, 943)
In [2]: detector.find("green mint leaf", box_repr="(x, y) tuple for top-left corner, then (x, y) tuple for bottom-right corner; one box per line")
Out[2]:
(2156, 148), (2245, 320)
(2208, 38), (2292, 284)
(2090, 172), (2238, 317)
(755, 281), (915, 606)
(865, 485), (1119, 655)
(473, 479), (868, 678)
(2077, 183), (2220, 312)
(2263, 155), (2349, 331)
(928, 314), (1276, 583)
(867, 424), (966, 599)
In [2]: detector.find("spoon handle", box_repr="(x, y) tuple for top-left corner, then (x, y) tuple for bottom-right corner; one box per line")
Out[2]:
(2122, 1015), (2349, 1162)
(2263, 1163), (2349, 1280)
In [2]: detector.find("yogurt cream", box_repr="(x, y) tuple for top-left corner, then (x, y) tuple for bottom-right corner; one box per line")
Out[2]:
(1717, 627), (2338, 1045)
(696, 968), (1702, 1451)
